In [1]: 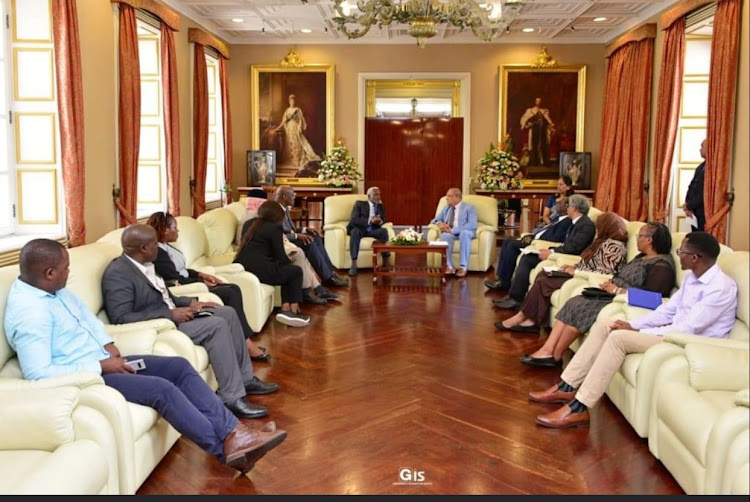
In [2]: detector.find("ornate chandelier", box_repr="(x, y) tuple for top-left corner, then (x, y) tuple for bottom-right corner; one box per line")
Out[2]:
(332, 0), (525, 48)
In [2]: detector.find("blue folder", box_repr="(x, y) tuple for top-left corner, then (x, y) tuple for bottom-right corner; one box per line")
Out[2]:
(627, 287), (663, 310)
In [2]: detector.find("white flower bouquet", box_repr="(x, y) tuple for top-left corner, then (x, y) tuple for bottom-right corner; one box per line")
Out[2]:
(470, 142), (524, 192)
(390, 227), (423, 246)
(318, 141), (363, 187)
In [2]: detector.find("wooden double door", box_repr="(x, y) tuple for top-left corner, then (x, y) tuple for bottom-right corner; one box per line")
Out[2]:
(364, 117), (463, 225)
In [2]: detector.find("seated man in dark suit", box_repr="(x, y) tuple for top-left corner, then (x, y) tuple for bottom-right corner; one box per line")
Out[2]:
(347, 186), (390, 276)
(275, 185), (349, 287)
(6, 239), (286, 473)
(494, 194), (596, 310)
(101, 225), (279, 421)
(485, 197), (572, 291)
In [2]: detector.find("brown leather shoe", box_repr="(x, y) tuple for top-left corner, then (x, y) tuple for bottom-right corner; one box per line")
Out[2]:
(456, 268), (467, 278)
(535, 404), (590, 429)
(223, 421), (287, 473)
(528, 383), (576, 404)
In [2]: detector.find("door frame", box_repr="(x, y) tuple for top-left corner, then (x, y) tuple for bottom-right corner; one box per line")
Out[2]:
(357, 72), (472, 194)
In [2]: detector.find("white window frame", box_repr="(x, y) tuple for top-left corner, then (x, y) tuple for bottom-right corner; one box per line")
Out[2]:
(0, 0), (66, 252)
(204, 49), (224, 206)
(134, 13), (168, 220)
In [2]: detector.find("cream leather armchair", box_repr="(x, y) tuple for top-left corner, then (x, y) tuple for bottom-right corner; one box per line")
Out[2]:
(648, 344), (750, 494)
(323, 194), (395, 269)
(426, 194), (498, 272)
(0, 387), (111, 494)
(723, 421), (749, 494)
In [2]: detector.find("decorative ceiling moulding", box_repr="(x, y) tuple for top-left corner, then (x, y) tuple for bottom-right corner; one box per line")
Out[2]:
(188, 28), (230, 59)
(110, 0), (180, 31)
(660, 0), (716, 29)
(605, 23), (657, 58)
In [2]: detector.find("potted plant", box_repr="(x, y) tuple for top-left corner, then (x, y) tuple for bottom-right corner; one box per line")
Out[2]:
(220, 182), (233, 206)
(318, 141), (363, 188)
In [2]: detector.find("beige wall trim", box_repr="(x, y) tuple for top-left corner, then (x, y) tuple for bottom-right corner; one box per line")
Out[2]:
(188, 28), (230, 59)
(605, 23), (657, 57)
(110, 0), (180, 31)
(660, 0), (717, 29)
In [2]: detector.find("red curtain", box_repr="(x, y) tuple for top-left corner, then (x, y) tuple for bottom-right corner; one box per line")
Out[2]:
(219, 56), (233, 203)
(594, 38), (655, 221)
(51, 0), (86, 246)
(192, 44), (208, 217)
(161, 24), (180, 216)
(651, 18), (685, 222)
(116, 5), (139, 226)
(704, 0), (741, 242)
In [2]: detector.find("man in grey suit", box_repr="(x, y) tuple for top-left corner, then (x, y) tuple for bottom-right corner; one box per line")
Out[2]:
(101, 224), (279, 420)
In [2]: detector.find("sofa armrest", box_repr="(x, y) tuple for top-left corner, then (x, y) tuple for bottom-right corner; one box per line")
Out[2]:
(212, 263), (246, 274)
(683, 343), (750, 392)
(0, 386), (79, 450)
(169, 283), (209, 296)
(322, 222), (347, 232)
(105, 318), (176, 334)
(0, 372), (103, 391)
(477, 224), (496, 234)
(527, 239), (563, 250)
(109, 328), (158, 357)
(664, 332), (750, 350)
(735, 388), (749, 407)
(426, 224), (441, 242)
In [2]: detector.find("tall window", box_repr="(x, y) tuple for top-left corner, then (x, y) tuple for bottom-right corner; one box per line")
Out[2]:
(0, 0), (64, 246)
(135, 15), (167, 219)
(669, 10), (714, 232)
(204, 49), (224, 206)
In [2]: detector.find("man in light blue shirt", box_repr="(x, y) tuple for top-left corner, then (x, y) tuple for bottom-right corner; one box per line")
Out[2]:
(528, 232), (738, 429)
(4, 239), (286, 473)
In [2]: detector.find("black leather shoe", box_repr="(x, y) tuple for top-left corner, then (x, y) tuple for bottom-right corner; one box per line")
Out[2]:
(326, 274), (350, 287)
(509, 324), (540, 333)
(484, 279), (510, 290)
(348, 264), (358, 276)
(245, 376), (280, 395)
(493, 297), (521, 310)
(226, 398), (269, 419)
(519, 354), (562, 368)
(315, 287), (341, 300)
(250, 352), (271, 362)
(302, 290), (327, 305)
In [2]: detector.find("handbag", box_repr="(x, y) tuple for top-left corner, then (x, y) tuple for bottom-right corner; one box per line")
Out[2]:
(581, 287), (616, 299)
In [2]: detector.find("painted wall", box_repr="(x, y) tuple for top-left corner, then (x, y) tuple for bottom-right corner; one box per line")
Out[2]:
(226, 43), (608, 193)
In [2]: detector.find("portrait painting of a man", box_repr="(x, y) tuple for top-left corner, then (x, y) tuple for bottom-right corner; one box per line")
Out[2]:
(252, 62), (334, 185)
(499, 65), (586, 182)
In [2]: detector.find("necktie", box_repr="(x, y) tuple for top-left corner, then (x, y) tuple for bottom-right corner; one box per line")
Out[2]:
(447, 206), (455, 228)
(565, 221), (574, 239)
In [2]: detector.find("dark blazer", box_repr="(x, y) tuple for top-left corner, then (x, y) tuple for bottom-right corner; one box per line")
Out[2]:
(153, 246), (201, 286)
(101, 255), (195, 325)
(533, 216), (573, 243)
(554, 214), (596, 255)
(685, 162), (705, 227)
(280, 203), (301, 236)
(347, 200), (385, 233)
(235, 219), (291, 280)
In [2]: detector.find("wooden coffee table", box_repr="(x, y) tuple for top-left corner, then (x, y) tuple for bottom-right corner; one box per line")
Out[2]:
(371, 242), (448, 284)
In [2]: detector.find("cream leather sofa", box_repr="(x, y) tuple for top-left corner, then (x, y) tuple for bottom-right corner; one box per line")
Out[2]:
(724, 426), (749, 494)
(0, 387), (110, 494)
(648, 344), (749, 494)
(0, 242), (221, 494)
(98, 211), (275, 333)
(426, 194), (498, 272)
(323, 194), (395, 269)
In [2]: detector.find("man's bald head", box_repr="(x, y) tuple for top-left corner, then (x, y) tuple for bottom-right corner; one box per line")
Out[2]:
(445, 187), (462, 206)
(121, 224), (159, 263)
(19, 239), (69, 292)
(275, 185), (295, 207)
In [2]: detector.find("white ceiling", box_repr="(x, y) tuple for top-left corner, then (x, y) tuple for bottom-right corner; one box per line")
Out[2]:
(162, 0), (681, 45)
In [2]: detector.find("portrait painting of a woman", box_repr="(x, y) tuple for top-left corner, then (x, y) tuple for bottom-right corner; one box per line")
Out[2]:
(275, 94), (321, 169)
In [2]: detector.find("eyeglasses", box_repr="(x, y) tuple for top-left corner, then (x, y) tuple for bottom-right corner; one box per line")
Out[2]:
(676, 248), (702, 258)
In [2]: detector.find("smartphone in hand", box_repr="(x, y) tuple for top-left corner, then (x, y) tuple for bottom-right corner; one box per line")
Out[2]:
(125, 359), (146, 372)
(194, 310), (214, 318)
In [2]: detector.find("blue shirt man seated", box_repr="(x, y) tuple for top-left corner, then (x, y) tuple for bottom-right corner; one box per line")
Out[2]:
(431, 188), (478, 278)
(4, 239), (286, 473)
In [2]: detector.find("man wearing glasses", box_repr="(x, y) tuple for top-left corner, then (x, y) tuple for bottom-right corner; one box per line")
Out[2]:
(528, 232), (737, 429)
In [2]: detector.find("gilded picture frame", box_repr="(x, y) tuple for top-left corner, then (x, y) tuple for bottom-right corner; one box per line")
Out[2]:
(498, 64), (586, 187)
(251, 54), (334, 187)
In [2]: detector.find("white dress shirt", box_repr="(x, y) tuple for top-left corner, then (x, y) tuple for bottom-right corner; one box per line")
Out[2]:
(125, 255), (176, 309)
(450, 202), (462, 232)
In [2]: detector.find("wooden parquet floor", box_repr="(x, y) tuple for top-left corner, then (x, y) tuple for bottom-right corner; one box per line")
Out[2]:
(137, 267), (683, 495)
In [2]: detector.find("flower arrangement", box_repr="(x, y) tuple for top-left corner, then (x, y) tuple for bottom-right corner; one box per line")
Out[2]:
(390, 227), (423, 246)
(470, 142), (524, 192)
(318, 141), (363, 187)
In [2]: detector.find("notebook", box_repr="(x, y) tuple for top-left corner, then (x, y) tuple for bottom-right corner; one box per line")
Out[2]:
(627, 287), (663, 310)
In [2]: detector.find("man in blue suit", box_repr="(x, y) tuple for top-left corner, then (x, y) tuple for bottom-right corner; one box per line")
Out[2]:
(431, 188), (477, 278)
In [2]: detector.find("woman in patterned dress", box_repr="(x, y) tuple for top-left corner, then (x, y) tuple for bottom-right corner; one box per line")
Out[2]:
(520, 222), (674, 368)
(498, 212), (629, 332)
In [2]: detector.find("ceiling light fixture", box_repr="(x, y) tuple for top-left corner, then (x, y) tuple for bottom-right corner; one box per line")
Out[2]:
(300, 28), (312, 33)
(593, 17), (607, 22)
(332, 0), (525, 48)
(522, 27), (534, 33)
(231, 18), (244, 23)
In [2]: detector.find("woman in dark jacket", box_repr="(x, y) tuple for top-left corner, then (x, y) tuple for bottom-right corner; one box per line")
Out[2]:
(146, 212), (270, 361)
(235, 201), (310, 328)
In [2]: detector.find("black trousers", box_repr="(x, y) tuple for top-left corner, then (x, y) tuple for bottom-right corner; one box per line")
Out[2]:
(508, 253), (542, 302)
(497, 239), (525, 286)
(291, 234), (334, 280)
(208, 283), (253, 339)
(256, 264), (303, 305)
(350, 227), (389, 260)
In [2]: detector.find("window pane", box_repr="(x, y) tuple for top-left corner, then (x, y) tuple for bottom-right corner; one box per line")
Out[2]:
(208, 97), (216, 126)
(207, 132), (217, 160)
(137, 164), (162, 203)
(138, 39), (160, 76)
(138, 124), (161, 161)
(14, 48), (54, 100)
(682, 81), (709, 118)
(685, 39), (712, 75)
(206, 64), (216, 95)
(140, 79), (160, 117)
(13, 0), (52, 42)
(16, 113), (56, 163)
(18, 170), (57, 223)
(0, 174), (11, 229)
(679, 128), (707, 164)
(205, 162), (218, 192)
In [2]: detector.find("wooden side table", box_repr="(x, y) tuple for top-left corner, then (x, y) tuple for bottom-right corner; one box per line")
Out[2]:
(371, 242), (448, 284)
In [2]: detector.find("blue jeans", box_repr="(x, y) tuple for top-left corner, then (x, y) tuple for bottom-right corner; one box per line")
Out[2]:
(103, 355), (238, 461)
